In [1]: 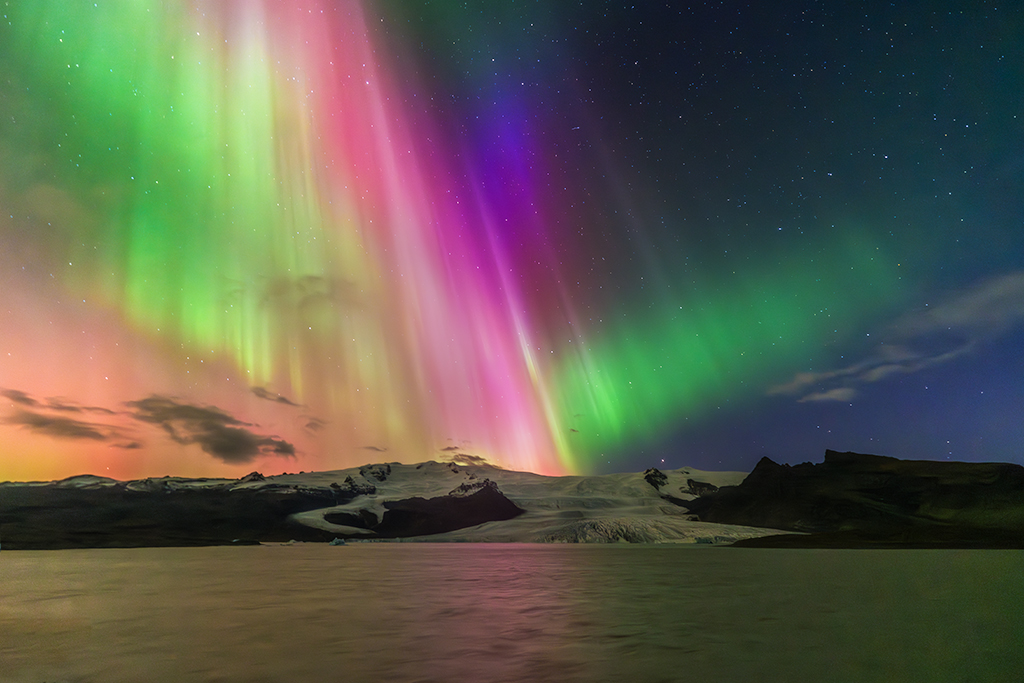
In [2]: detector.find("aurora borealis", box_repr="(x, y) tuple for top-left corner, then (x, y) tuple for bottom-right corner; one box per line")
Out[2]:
(2, 1), (1022, 480)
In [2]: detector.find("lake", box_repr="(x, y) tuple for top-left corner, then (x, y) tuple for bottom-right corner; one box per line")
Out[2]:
(2, 544), (1022, 682)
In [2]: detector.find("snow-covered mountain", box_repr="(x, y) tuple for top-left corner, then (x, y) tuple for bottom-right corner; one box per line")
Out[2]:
(0, 461), (783, 547)
(278, 460), (780, 543)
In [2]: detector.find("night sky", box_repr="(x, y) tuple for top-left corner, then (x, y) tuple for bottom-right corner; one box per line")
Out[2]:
(1, 1), (1021, 480)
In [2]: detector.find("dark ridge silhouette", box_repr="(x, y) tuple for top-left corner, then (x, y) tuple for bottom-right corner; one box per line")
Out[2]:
(686, 450), (1024, 548)
(0, 482), (347, 550)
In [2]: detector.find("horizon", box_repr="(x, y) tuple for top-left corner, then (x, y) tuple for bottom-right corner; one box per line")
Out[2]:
(8, 446), (1022, 486)
(2, 1), (1022, 481)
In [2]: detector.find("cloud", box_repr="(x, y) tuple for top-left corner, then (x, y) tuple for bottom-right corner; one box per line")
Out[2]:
(1, 389), (39, 407)
(43, 398), (117, 415)
(797, 388), (857, 403)
(251, 387), (301, 407)
(303, 416), (327, 433)
(857, 363), (906, 384)
(6, 410), (111, 441)
(767, 369), (852, 397)
(362, 446), (388, 452)
(127, 396), (296, 464)
(892, 271), (1024, 337)
(2, 389), (128, 444)
(769, 271), (1024, 404)
(2, 390), (299, 462)
(3, 389), (117, 415)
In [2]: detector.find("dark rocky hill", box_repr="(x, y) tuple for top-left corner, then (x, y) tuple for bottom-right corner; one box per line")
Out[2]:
(0, 482), (345, 549)
(686, 450), (1024, 548)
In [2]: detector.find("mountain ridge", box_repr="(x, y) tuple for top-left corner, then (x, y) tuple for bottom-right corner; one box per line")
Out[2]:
(0, 460), (771, 548)
(686, 450), (1024, 548)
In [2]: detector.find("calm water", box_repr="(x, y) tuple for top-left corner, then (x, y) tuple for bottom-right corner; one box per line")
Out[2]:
(1, 544), (1022, 682)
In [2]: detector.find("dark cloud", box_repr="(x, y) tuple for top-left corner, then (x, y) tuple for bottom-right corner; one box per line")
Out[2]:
(439, 445), (459, 451)
(440, 452), (495, 468)
(362, 446), (388, 452)
(257, 274), (363, 310)
(127, 396), (296, 464)
(44, 398), (117, 415)
(2, 389), (126, 441)
(251, 386), (301, 407)
(3, 389), (116, 414)
(2, 389), (39, 407)
(303, 416), (327, 432)
(114, 441), (144, 450)
(43, 400), (82, 412)
(7, 410), (110, 441)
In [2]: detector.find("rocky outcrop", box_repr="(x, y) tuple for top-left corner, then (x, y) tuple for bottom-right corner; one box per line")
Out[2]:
(643, 468), (668, 489)
(333, 476), (376, 496)
(687, 450), (1024, 547)
(359, 464), (391, 482)
(325, 480), (525, 539)
(448, 478), (499, 497)
(685, 479), (718, 497)
(643, 467), (718, 508)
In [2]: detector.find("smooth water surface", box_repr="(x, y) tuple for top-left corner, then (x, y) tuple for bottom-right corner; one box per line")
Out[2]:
(2, 544), (1022, 682)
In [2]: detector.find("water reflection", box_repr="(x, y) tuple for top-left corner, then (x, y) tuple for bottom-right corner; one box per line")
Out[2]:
(2, 545), (1023, 682)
